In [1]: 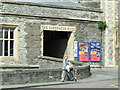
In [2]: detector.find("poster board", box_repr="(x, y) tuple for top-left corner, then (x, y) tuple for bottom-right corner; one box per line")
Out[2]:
(78, 42), (89, 62)
(89, 42), (101, 62)
(74, 41), (78, 57)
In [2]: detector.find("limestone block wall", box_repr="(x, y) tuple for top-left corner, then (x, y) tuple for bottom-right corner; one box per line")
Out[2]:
(101, 0), (119, 67)
(1, 65), (90, 85)
(1, 2), (103, 20)
(24, 22), (42, 65)
(75, 22), (101, 42)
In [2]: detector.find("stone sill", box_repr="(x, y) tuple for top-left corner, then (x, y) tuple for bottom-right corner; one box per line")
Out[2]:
(0, 64), (40, 69)
(1, 0), (103, 13)
(38, 56), (83, 66)
(90, 65), (101, 68)
(0, 65), (89, 72)
(38, 56), (63, 61)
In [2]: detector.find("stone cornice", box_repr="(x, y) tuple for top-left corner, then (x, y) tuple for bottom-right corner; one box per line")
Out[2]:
(1, 1), (103, 13)
(0, 12), (103, 22)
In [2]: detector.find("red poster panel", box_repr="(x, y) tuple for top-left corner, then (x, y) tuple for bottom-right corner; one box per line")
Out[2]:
(90, 42), (101, 62)
(78, 42), (89, 62)
(90, 51), (101, 61)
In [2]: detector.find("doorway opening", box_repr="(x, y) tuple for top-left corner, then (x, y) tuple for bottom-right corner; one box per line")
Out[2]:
(43, 30), (71, 58)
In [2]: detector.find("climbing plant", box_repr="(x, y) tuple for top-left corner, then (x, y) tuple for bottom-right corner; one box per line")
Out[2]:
(98, 21), (107, 67)
(98, 21), (107, 30)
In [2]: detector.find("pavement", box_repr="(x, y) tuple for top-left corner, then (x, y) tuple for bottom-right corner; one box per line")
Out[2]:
(0, 67), (119, 89)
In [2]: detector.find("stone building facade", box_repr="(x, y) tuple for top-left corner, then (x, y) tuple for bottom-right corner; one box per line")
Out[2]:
(0, 0), (104, 85)
(0, 0), (119, 68)
(0, 0), (103, 67)
(0, 0), (119, 86)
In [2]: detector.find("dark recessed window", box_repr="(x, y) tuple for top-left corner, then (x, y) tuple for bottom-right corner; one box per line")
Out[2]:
(43, 30), (71, 58)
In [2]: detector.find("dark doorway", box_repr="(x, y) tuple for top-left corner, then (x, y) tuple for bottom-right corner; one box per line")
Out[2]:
(43, 30), (71, 58)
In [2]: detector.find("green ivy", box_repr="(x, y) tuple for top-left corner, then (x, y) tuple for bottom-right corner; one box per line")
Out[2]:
(98, 21), (107, 30)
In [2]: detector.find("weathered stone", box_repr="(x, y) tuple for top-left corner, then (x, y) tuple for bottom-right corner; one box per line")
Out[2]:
(1, 65), (90, 85)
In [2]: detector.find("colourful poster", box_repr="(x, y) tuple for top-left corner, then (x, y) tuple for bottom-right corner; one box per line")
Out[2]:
(89, 42), (101, 62)
(74, 41), (78, 57)
(78, 42), (89, 62)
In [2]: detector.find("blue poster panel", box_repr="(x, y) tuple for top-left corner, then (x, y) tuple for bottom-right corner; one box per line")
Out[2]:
(89, 42), (101, 62)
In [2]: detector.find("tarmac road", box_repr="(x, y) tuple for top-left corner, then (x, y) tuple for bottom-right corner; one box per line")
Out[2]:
(34, 78), (118, 88)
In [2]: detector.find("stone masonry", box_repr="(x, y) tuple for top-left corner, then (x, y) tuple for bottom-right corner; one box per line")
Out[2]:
(101, 0), (119, 67)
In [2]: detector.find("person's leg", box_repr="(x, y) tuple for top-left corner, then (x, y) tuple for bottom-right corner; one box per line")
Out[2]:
(61, 70), (66, 82)
(69, 71), (74, 81)
(66, 71), (70, 81)
(67, 71), (74, 81)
